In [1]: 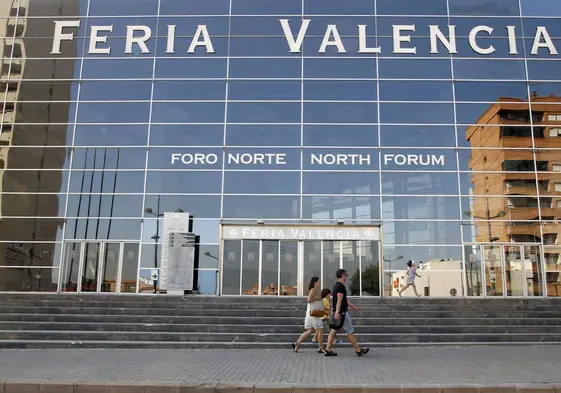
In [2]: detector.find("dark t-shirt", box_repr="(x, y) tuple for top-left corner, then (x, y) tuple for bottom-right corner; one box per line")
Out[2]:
(332, 281), (348, 313)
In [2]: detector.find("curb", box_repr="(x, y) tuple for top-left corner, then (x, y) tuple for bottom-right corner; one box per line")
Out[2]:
(1, 381), (561, 393)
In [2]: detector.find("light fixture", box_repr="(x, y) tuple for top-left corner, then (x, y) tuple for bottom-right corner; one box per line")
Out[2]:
(257, 219), (265, 225)
(336, 220), (344, 225)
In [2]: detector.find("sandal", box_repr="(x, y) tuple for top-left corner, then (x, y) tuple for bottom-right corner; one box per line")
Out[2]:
(291, 343), (299, 353)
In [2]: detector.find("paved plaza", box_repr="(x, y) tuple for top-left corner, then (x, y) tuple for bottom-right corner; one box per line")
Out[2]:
(0, 345), (560, 391)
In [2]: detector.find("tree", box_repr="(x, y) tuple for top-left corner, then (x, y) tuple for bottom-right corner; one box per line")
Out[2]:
(349, 264), (379, 296)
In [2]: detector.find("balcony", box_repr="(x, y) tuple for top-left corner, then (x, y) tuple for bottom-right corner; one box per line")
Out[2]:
(504, 207), (540, 221)
(3, 41), (23, 58)
(6, 22), (25, 37)
(506, 223), (541, 236)
(9, 6), (27, 17)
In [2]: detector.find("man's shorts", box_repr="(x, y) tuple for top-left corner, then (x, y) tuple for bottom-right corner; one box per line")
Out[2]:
(329, 312), (354, 334)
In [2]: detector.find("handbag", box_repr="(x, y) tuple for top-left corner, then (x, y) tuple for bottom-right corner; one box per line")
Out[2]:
(329, 312), (346, 330)
(309, 299), (324, 317)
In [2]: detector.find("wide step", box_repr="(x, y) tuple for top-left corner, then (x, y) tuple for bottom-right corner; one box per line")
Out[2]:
(0, 294), (559, 348)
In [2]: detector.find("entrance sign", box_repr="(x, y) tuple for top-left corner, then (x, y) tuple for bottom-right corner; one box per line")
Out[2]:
(383, 154), (445, 166)
(169, 151), (444, 168)
(161, 212), (195, 294)
(51, 20), (559, 57)
(223, 225), (380, 241)
(311, 154), (370, 166)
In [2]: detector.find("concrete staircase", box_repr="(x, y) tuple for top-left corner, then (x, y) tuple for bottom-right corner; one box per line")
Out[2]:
(0, 294), (560, 348)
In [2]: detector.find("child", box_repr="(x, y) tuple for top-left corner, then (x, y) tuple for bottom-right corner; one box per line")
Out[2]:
(399, 260), (422, 297)
(311, 288), (331, 352)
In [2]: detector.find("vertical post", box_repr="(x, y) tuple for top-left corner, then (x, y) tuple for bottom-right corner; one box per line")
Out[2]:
(358, 241), (362, 297)
(153, 195), (160, 294)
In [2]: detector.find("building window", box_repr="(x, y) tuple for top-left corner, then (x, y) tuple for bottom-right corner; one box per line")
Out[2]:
(549, 128), (561, 137)
(553, 165), (561, 172)
(503, 160), (548, 172)
(556, 201), (561, 208)
(548, 114), (561, 121)
(554, 183), (561, 192)
(505, 180), (548, 191)
(544, 234), (558, 245)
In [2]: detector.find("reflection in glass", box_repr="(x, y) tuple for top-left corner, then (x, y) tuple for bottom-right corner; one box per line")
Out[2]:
(223, 196), (300, 220)
(303, 172), (380, 195)
(304, 58), (376, 79)
(81, 242), (100, 292)
(303, 196), (380, 222)
(303, 241), (321, 293)
(383, 221), (462, 246)
(138, 268), (157, 293)
(343, 241), (360, 296)
(65, 219), (142, 241)
(544, 246), (561, 297)
(280, 241), (298, 296)
(382, 196), (461, 220)
(323, 241), (339, 290)
(222, 240), (241, 295)
(448, 0), (520, 16)
(483, 245), (504, 297)
(121, 243), (139, 293)
(303, 125), (378, 147)
(465, 245), (483, 296)
(100, 243), (120, 293)
(261, 241), (279, 295)
(224, 171), (300, 195)
(524, 245), (544, 297)
(198, 245), (220, 269)
(196, 270), (218, 295)
(361, 241), (380, 297)
(61, 242), (81, 292)
(505, 245), (524, 296)
(0, 268), (59, 292)
(241, 240), (259, 295)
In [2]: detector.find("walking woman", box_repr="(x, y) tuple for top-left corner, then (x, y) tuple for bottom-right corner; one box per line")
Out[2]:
(292, 277), (325, 353)
(399, 260), (421, 297)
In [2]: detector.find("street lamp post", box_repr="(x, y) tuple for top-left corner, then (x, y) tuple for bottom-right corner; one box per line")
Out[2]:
(144, 195), (184, 294)
(204, 252), (220, 295)
(383, 255), (403, 296)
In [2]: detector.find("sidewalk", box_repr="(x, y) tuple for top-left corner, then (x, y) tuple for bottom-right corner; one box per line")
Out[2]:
(0, 346), (560, 392)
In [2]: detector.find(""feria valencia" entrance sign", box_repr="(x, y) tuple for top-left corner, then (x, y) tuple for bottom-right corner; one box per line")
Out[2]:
(51, 20), (560, 56)
(222, 225), (380, 241)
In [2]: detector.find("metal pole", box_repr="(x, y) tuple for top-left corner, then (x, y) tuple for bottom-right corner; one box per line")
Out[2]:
(153, 195), (161, 294)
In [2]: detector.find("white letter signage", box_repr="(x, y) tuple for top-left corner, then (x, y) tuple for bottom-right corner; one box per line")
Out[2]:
(50, 20), (559, 57)
(223, 225), (380, 241)
(51, 20), (80, 54)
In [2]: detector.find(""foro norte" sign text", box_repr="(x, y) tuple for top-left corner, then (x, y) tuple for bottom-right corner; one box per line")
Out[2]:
(51, 19), (559, 56)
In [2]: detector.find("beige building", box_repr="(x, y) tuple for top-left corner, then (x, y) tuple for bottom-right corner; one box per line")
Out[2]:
(466, 95), (561, 296)
(0, 0), (75, 291)
(390, 260), (464, 298)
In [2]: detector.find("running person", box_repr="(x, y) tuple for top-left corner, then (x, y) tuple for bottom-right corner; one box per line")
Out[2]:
(324, 269), (369, 357)
(399, 260), (422, 297)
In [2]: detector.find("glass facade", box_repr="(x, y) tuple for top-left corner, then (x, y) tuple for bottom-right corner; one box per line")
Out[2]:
(1, 0), (561, 297)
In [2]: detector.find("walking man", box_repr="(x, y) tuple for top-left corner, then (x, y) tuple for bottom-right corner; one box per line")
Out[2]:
(324, 268), (369, 357)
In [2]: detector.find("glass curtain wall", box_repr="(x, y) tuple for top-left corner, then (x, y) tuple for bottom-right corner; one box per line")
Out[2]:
(0, 0), (559, 296)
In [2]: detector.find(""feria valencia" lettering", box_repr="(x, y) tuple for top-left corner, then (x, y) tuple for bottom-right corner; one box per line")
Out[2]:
(51, 19), (559, 56)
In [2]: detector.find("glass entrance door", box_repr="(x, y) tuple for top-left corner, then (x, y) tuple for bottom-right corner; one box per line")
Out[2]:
(479, 244), (544, 297)
(60, 241), (139, 294)
(221, 239), (380, 296)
